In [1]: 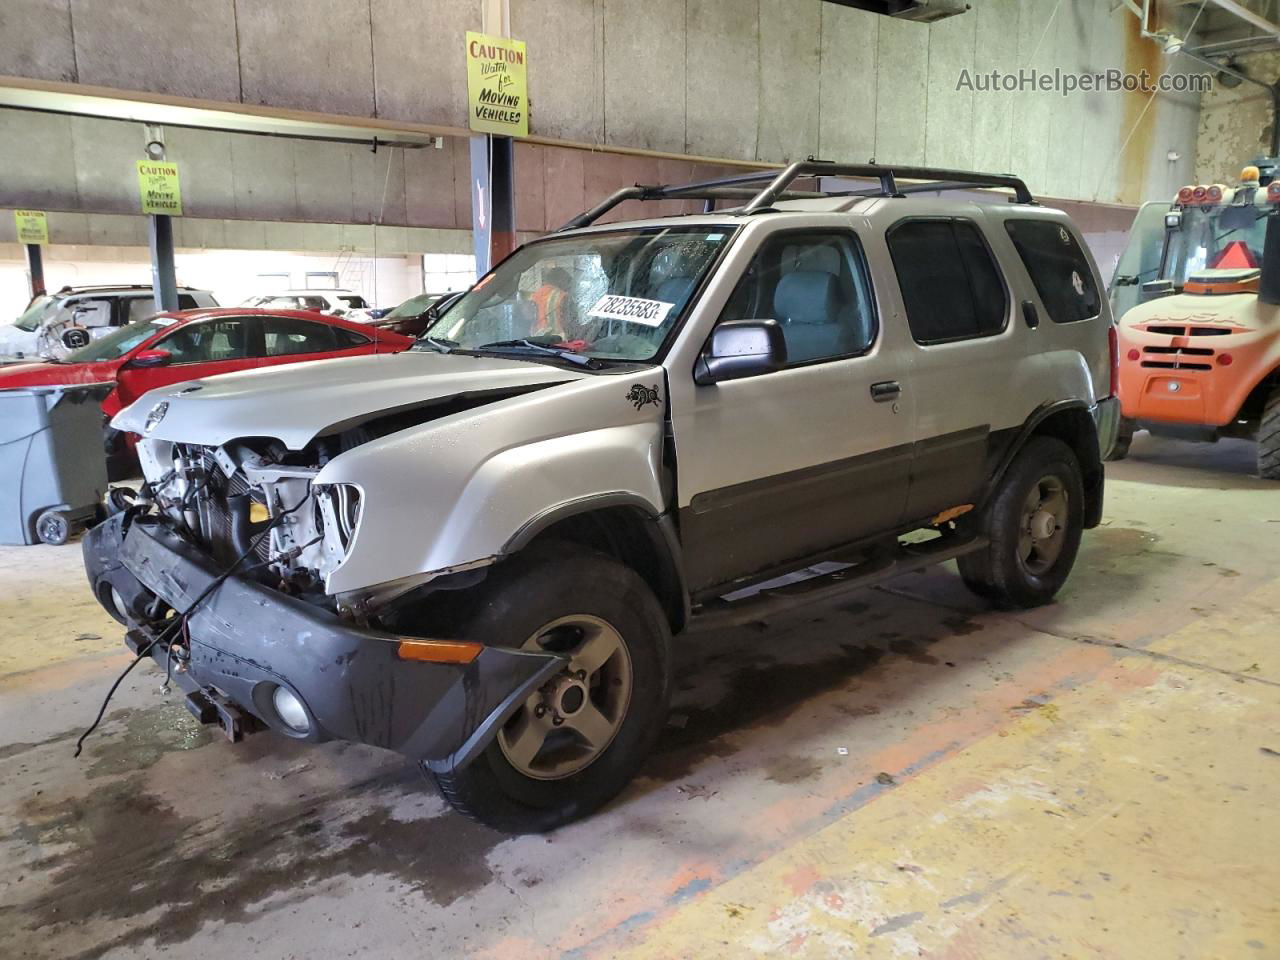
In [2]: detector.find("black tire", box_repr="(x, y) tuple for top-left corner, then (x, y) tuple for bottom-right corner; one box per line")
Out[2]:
(430, 545), (671, 832)
(957, 436), (1085, 609)
(1104, 417), (1135, 462)
(35, 509), (71, 546)
(1260, 388), (1280, 481)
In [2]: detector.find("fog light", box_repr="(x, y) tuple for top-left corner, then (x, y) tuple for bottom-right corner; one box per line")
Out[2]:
(1126, 348), (1140, 361)
(1217, 352), (1233, 366)
(272, 686), (311, 734)
(110, 586), (128, 619)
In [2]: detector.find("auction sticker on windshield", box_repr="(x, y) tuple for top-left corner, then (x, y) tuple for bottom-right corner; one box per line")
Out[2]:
(587, 295), (675, 327)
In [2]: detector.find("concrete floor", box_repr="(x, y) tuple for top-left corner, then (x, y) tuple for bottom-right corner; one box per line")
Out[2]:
(2, 432), (1278, 959)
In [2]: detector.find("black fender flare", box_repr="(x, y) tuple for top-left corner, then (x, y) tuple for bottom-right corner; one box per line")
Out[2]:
(502, 493), (691, 630)
(979, 400), (1105, 529)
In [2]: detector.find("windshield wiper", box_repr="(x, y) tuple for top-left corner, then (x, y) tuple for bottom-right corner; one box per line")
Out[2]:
(415, 336), (458, 354)
(473, 339), (597, 367)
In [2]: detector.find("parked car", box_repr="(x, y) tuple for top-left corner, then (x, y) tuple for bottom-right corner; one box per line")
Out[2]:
(0, 307), (414, 475)
(84, 161), (1118, 833)
(369, 291), (463, 338)
(242, 289), (374, 322)
(1, 284), (218, 360)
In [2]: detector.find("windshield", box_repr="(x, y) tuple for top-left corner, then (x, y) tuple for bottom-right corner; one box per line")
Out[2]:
(421, 226), (734, 362)
(62, 317), (172, 363)
(387, 293), (439, 318)
(1164, 203), (1270, 284)
(14, 295), (55, 332)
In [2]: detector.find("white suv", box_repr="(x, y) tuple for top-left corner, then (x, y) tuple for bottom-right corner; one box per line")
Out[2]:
(242, 289), (373, 322)
(2, 284), (218, 360)
(84, 162), (1120, 833)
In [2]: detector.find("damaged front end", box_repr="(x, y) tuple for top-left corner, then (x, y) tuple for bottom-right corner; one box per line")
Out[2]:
(82, 433), (564, 767)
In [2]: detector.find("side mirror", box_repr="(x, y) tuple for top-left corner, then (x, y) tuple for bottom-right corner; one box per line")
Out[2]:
(130, 348), (172, 368)
(694, 319), (788, 385)
(1260, 215), (1280, 305)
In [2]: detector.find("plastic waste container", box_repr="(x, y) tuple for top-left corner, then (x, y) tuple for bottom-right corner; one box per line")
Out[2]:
(0, 382), (112, 545)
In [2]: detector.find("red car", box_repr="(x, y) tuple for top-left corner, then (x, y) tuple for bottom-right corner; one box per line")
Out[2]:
(0, 308), (414, 474)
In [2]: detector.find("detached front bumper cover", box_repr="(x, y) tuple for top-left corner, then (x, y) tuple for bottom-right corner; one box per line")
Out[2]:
(82, 514), (563, 770)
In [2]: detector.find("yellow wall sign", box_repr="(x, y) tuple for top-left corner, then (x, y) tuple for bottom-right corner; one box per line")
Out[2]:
(466, 31), (528, 138)
(14, 210), (48, 245)
(136, 160), (182, 216)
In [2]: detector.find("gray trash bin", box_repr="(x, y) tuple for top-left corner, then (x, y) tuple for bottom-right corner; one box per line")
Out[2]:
(0, 383), (112, 545)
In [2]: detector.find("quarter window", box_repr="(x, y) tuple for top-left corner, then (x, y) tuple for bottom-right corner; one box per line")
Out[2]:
(263, 316), (339, 356)
(717, 232), (877, 365)
(887, 219), (1008, 344)
(1004, 219), (1102, 323)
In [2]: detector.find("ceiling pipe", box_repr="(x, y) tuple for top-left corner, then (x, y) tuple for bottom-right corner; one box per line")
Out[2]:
(1202, 0), (1280, 38)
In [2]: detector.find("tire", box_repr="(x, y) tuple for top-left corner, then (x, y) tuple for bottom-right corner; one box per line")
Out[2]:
(957, 436), (1085, 609)
(430, 545), (672, 833)
(1260, 388), (1280, 481)
(35, 509), (71, 546)
(1104, 417), (1135, 462)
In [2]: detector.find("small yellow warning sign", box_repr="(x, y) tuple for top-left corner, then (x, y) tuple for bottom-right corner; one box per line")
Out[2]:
(14, 210), (48, 245)
(136, 160), (183, 216)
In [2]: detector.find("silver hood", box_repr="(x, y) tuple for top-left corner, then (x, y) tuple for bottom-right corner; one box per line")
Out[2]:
(113, 351), (593, 449)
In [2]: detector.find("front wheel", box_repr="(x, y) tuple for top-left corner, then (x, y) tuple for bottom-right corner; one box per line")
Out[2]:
(958, 436), (1085, 609)
(1260, 388), (1280, 481)
(35, 509), (72, 546)
(430, 546), (671, 832)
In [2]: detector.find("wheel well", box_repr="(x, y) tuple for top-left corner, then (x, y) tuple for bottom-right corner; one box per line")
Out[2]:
(1236, 367), (1280, 424)
(521, 506), (687, 632)
(1026, 406), (1104, 528)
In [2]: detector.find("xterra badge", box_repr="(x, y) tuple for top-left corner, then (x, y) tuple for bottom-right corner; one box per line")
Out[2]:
(626, 383), (660, 409)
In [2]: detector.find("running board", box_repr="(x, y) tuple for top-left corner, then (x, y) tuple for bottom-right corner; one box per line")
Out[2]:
(687, 536), (988, 632)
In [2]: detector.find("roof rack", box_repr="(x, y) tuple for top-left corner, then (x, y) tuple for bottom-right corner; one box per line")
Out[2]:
(559, 159), (1036, 231)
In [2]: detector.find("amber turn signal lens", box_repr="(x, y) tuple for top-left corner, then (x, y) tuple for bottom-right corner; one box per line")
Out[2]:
(396, 639), (483, 663)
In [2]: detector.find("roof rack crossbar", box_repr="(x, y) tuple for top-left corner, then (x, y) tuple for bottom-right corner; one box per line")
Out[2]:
(558, 160), (1035, 230)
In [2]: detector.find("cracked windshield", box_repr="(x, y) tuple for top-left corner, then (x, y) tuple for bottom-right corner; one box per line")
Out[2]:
(421, 226), (733, 361)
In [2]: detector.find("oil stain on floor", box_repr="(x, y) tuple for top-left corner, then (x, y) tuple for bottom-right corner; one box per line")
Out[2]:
(6, 766), (503, 960)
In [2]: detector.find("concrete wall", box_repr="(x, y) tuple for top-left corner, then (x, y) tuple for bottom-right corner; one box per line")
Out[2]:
(0, 0), (1200, 205)
(1194, 50), (1278, 183)
(0, 108), (747, 231)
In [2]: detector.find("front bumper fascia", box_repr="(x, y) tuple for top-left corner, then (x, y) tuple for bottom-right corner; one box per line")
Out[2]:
(82, 513), (563, 770)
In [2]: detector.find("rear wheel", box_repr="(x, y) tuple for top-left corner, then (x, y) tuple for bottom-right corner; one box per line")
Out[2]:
(430, 546), (671, 832)
(1105, 417), (1136, 462)
(958, 436), (1084, 609)
(35, 509), (71, 546)
(1260, 388), (1280, 481)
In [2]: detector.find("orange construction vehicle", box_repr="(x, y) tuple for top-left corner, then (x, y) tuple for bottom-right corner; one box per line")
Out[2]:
(1110, 163), (1280, 479)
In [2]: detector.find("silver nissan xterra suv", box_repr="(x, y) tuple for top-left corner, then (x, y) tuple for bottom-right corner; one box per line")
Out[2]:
(84, 161), (1121, 832)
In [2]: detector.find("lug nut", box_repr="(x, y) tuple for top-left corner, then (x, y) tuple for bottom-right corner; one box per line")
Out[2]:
(552, 715), (565, 726)
(576, 669), (587, 680)
(534, 705), (547, 718)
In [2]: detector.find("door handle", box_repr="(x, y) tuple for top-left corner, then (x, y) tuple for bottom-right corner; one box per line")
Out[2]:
(870, 380), (901, 402)
(1021, 299), (1040, 329)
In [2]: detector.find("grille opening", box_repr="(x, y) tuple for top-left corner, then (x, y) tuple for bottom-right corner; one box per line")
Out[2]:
(1143, 345), (1214, 356)
(1188, 326), (1231, 336)
(1140, 359), (1212, 370)
(1144, 324), (1185, 336)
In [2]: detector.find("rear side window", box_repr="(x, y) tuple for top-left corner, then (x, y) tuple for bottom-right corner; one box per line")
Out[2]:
(333, 326), (372, 348)
(887, 219), (1008, 344)
(1004, 219), (1101, 323)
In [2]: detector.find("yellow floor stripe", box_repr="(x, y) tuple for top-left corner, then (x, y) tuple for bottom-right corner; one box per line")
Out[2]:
(610, 582), (1280, 959)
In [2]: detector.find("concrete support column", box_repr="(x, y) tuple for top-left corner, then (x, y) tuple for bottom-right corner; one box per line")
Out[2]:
(470, 0), (516, 275)
(148, 215), (178, 312)
(25, 243), (45, 302)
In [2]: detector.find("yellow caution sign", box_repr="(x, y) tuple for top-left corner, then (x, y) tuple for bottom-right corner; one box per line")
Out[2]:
(136, 160), (183, 216)
(466, 31), (528, 138)
(14, 210), (48, 245)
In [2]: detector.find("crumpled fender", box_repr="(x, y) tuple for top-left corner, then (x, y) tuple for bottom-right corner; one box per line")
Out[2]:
(317, 369), (670, 596)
